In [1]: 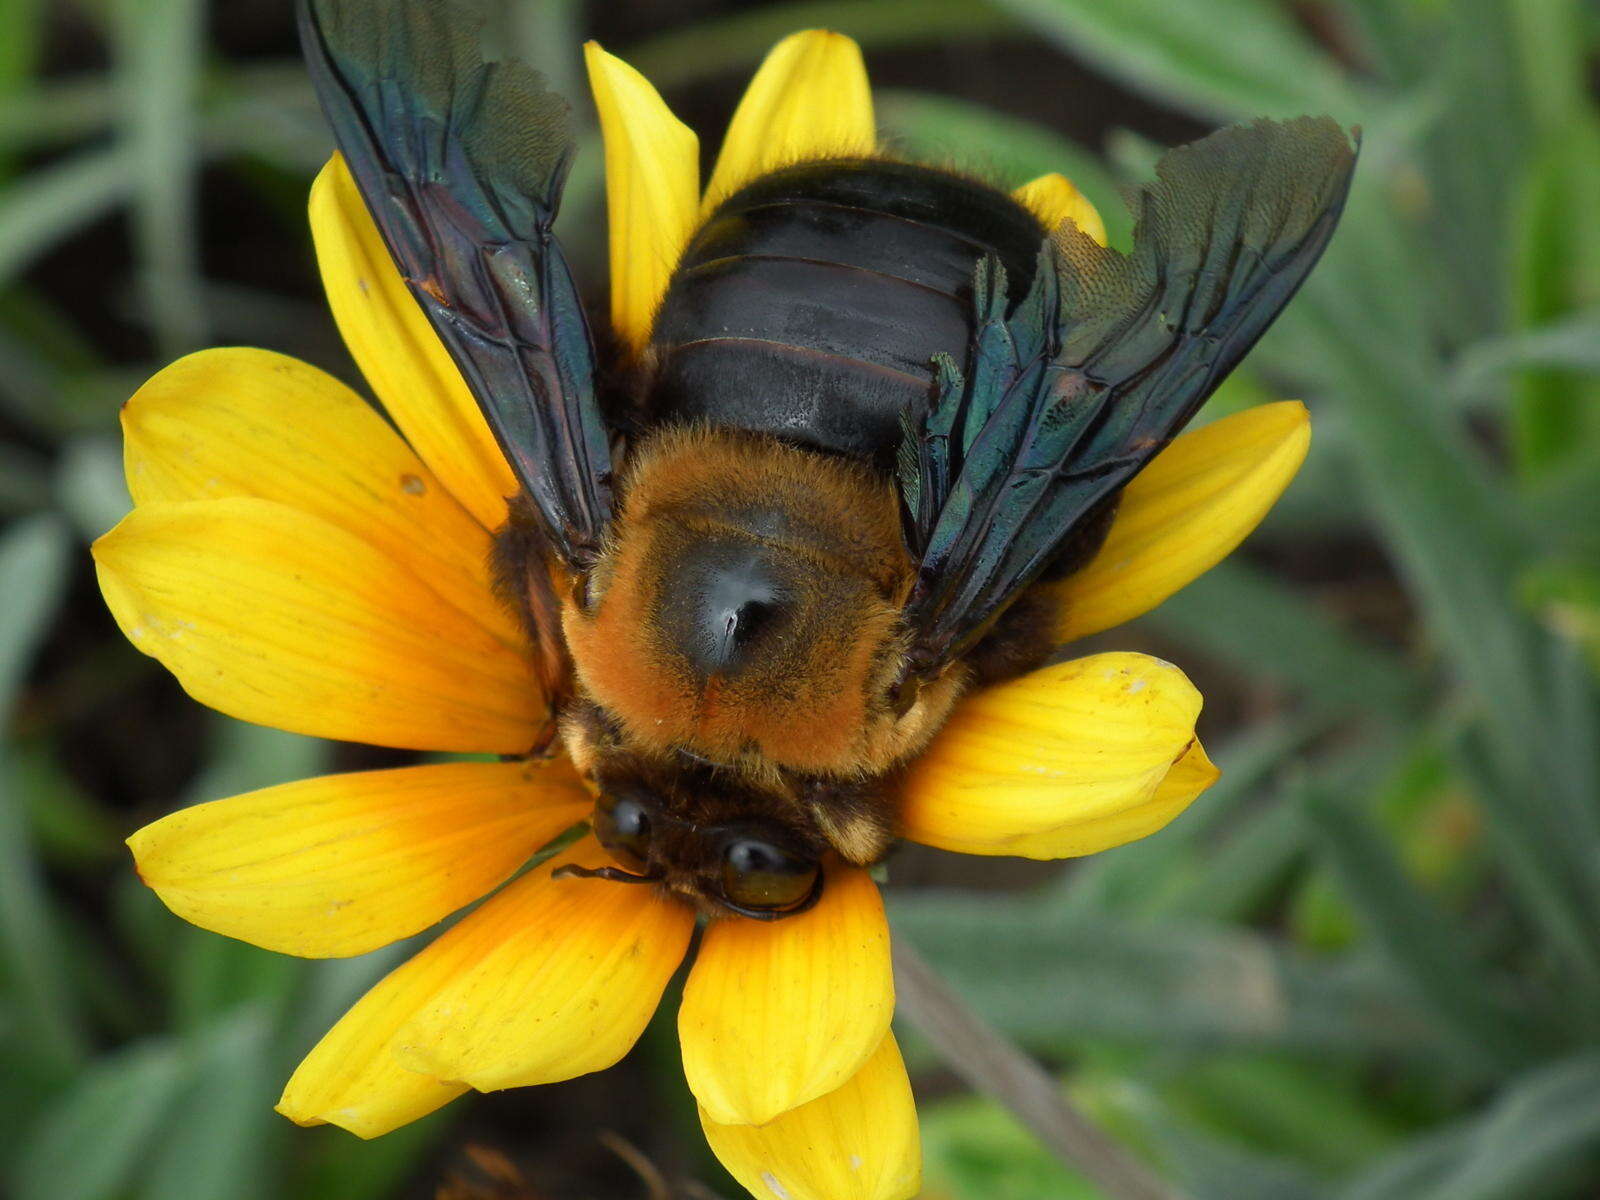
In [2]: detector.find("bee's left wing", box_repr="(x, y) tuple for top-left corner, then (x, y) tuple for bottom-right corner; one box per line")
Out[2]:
(898, 117), (1356, 675)
(299, 0), (612, 569)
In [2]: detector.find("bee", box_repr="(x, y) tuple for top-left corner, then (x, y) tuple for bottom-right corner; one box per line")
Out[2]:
(300, 0), (1355, 919)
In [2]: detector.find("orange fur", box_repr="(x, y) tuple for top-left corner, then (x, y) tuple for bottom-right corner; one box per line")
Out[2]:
(563, 426), (958, 778)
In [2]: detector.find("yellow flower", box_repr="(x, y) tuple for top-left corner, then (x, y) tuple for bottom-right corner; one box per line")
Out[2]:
(94, 29), (1309, 1200)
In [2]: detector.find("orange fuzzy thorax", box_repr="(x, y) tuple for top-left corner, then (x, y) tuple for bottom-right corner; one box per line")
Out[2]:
(562, 426), (957, 778)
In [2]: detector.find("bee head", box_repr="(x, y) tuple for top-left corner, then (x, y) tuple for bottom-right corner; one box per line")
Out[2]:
(560, 427), (966, 779)
(555, 764), (830, 919)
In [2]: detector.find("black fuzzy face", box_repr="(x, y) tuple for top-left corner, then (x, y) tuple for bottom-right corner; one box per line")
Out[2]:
(577, 709), (826, 917)
(556, 698), (894, 919)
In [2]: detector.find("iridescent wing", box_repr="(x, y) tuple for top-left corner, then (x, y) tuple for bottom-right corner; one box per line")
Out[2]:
(898, 117), (1357, 672)
(299, 0), (613, 568)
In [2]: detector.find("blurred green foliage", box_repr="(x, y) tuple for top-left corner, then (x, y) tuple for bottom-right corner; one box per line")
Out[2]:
(2, 0), (1599, 1197)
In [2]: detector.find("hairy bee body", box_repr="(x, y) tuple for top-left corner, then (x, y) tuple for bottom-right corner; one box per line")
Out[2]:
(561, 162), (1056, 837)
(302, 0), (1356, 915)
(552, 161), (1065, 899)
(649, 159), (1047, 467)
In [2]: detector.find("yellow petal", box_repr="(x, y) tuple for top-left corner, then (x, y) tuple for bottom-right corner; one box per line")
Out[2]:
(680, 863), (892, 1126)
(128, 759), (589, 958)
(278, 932), (488, 1138)
(1060, 736), (1220, 856)
(898, 653), (1205, 859)
(309, 154), (518, 530)
(990, 736), (1221, 866)
(702, 30), (876, 216)
(393, 838), (693, 1091)
(1013, 172), (1108, 246)
(122, 347), (524, 652)
(701, 1033), (920, 1200)
(1047, 401), (1311, 644)
(584, 42), (700, 354)
(93, 498), (544, 753)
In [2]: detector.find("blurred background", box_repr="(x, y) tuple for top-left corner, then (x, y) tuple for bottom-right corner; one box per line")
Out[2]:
(3, 0), (1600, 1197)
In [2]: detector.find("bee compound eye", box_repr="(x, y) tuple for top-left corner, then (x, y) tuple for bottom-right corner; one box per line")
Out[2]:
(719, 838), (822, 916)
(593, 792), (652, 872)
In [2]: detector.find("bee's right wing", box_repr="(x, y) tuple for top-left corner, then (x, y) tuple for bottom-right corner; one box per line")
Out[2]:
(898, 117), (1357, 675)
(299, 0), (613, 569)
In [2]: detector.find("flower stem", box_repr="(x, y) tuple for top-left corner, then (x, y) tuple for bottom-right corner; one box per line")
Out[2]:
(892, 940), (1188, 1200)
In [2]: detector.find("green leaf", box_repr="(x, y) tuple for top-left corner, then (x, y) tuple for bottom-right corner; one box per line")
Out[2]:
(1183, 738), (1400, 940)
(1171, 802), (1305, 926)
(46, 904), (150, 1041)
(1143, 560), (1418, 719)
(0, 514), (69, 717)
(876, 89), (1133, 248)
(1141, 1117), (1330, 1200)
(111, 868), (183, 989)
(1452, 727), (1600, 1033)
(1506, 0), (1593, 143)
(1510, 119), (1600, 474)
(1298, 780), (1544, 1072)
(892, 941), (1177, 1199)
(294, 1111), (458, 1200)
(113, 0), (206, 355)
(10, 740), (121, 867)
(135, 1011), (282, 1200)
(0, 0), (45, 179)
(0, 288), (120, 443)
(922, 1092), (1104, 1200)
(11, 1038), (189, 1200)
(1522, 560), (1600, 675)
(1287, 170), (1600, 996)
(1450, 309), (1600, 405)
(172, 931), (304, 1033)
(1156, 1056), (1399, 1177)
(0, 517), (84, 1077)
(184, 717), (329, 808)
(291, 944), (414, 1053)
(1337, 0), (1426, 86)
(622, 0), (1019, 91)
(55, 436), (132, 543)
(1525, 445), (1600, 563)
(1342, 1054), (1600, 1200)
(1414, 1053), (1600, 1200)
(1292, 726), (1489, 952)
(0, 0), (43, 96)
(0, 442), (49, 515)
(0, 63), (319, 159)
(1200, 734), (1402, 901)
(1415, 0), (1527, 344)
(0, 146), (135, 286)
(1052, 717), (1326, 921)
(1339, 1122), (1484, 1200)
(890, 895), (1454, 1065)
(990, 0), (1359, 121)
(1541, 635), (1600, 847)
(0, 77), (110, 153)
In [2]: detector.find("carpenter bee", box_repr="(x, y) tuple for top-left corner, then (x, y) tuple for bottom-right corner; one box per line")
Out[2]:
(300, 0), (1355, 919)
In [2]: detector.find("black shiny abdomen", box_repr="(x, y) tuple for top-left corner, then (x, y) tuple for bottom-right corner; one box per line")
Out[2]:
(648, 159), (1044, 468)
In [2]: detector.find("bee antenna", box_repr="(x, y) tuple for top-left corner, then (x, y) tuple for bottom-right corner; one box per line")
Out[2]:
(552, 863), (663, 884)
